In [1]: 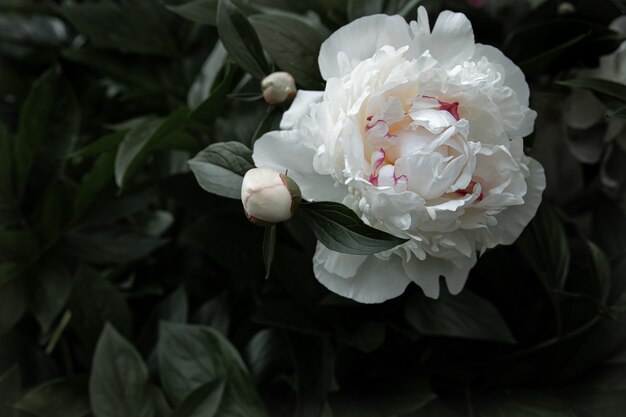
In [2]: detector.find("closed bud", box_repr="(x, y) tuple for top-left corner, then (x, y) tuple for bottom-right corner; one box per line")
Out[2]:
(241, 168), (302, 226)
(261, 71), (297, 106)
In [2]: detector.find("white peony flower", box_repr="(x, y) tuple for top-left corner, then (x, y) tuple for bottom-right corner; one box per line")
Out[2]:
(241, 168), (302, 226)
(253, 7), (546, 303)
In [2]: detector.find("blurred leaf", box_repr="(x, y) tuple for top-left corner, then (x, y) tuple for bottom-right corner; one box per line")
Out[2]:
(72, 130), (128, 158)
(250, 14), (324, 89)
(192, 292), (231, 335)
(79, 187), (159, 227)
(188, 41), (228, 109)
(404, 287), (516, 344)
(166, 0), (219, 26)
(587, 241), (612, 305)
(59, 1), (177, 57)
(559, 78), (626, 121)
(138, 286), (188, 354)
(171, 380), (226, 417)
(14, 66), (79, 200)
(612, 0), (626, 13)
(190, 62), (236, 124)
(114, 109), (191, 187)
(90, 324), (154, 417)
(478, 392), (572, 417)
(28, 261), (74, 333)
(157, 322), (269, 416)
(516, 203), (570, 291)
(347, 0), (384, 21)
(73, 153), (115, 219)
(339, 321), (386, 353)
(0, 365), (21, 417)
(0, 126), (15, 206)
(0, 278), (25, 334)
(68, 265), (132, 351)
(299, 202), (408, 256)
(63, 227), (166, 264)
(15, 376), (89, 417)
(244, 329), (289, 385)
(0, 229), (38, 262)
(217, 0), (269, 80)
(188, 141), (254, 199)
(329, 376), (436, 417)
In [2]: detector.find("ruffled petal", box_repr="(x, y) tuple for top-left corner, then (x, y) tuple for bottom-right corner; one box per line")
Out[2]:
(402, 254), (475, 298)
(253, 130), (347, 202)
(318, 14), (413, 80)
(493, 158), (546, 245)
(313, 243), (412, 303)
(280, 90), (323, 130)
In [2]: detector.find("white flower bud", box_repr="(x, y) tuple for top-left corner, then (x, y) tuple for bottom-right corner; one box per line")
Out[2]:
(261, 72), (297, 106)
(241, 168), (302, 226)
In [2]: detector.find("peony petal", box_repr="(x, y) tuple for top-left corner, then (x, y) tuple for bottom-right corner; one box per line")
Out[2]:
(280, 90), (323, 130)
(318, 14), (413, 80)
(472, 44), (530, 106)
(411, 7), (475, 66)
(402, 253), (476, 298)
(253, 130), (347, 202)
(315, 245), (367, 278)
(494, 158), (546, 245)
(313, 243), (412, 303)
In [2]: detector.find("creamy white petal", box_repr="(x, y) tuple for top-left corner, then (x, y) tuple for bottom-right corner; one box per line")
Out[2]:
(313, 243), (412, 303)
(280, 90), (324, 130)
(253, 130), (347, 202)
(318, 14), (413, 80)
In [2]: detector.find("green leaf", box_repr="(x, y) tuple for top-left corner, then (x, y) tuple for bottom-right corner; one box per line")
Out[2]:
(250, 14), (324, 89)
(166, 0), (219, 26)
(0, 126), (15, 203)
(217, 0), (270, 80)
(158, 322), (268, 416)
(558, 78), (626, 121)
(0, 365), (21, 417)
(15, 376), (90, 417)
(347, 0), (385, 21)
(137, 286), (188, 354)
(330, 376), (436, 417)
(263, 225), (276, 279)
(612, 0), (626, 13)
(28, 261), (74, 333)
(72, 130), (128, 158)
(62, 227), (167, 264)
(516, 203), (570, 291)
(188, 141), (254, 199)
(0, 279), (25, 334)
(404, 287), (516, 344)
(587, 241), (612, 305)
(299, 202), (408, 255)
(90, 324), (154, 417)
(68, 265), (132, 352)
(14, 66), (79, 200)
(0, 229), (39, 262)
(190, 63), (236, 125)
(115, 109), (191, 187)
(59, 1), (177, 57)
(73, 153), (115, 219)
(171, 380), (226, 417)
(244, 329), (289, 384)
(192, 292), (231, 335)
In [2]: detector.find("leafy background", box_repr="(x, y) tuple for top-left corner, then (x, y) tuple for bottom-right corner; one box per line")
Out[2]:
(1, 0), (626, 416)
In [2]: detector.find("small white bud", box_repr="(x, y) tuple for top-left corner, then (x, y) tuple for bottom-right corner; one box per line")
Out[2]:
(261, 72), (297, 106)
(241, 168), (302, 226)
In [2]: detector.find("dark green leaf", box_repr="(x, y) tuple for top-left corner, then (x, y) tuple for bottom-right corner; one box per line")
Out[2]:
(587, 241), (612, 305)
(516, 203), (570, 291)
(559, 78), (626, 120)
(250, 14), (324, 89)
(158, 322), (268, 416)
(138, 286), (188, 354)
(15, 376), (89, 417)
(0, 279), (25, 334)
(28, 261), (74, 333)
(72, 130), (128, 158)
(263, 225), (276, 279)
(404, 287), (516, 344)
(347, 0), (384, 21)
(244, 329), (289, 385)
(166, 0), (219, 26)
(188, 141), (254, 199)
(0, 365), (21, 417)
(191, 292), (231, 335)
(63, 227), (166, 264)
(612, 0), (626, 13)
(14, 67), (79, 200)
(73, 153), (115, 219)
(90, 324), (154, 417)
(171, 380), (226, 417)
(0, 229), (38, 262)
(59, 1), (177, 56)
(217, 0), (270, 80)
(190, 62), (236, 124)
(115, 108), (191, 187)
(68, 265), (132, 352)
(299, 202), (408, 255)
